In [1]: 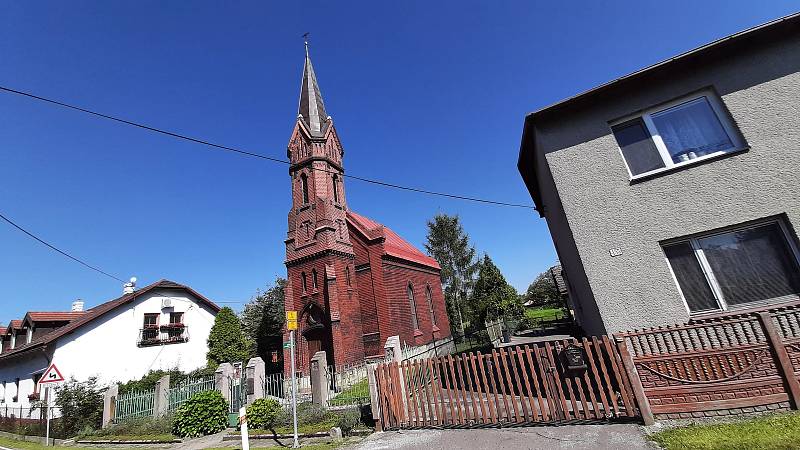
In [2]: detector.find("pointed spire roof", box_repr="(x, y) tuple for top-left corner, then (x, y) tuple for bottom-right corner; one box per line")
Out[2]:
(298, 43), (329, 137)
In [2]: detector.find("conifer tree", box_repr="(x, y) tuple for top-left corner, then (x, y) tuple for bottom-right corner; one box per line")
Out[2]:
(241, 278), (286, 373)
(207, 307), (251, 367)
(470, 254), (523, 326)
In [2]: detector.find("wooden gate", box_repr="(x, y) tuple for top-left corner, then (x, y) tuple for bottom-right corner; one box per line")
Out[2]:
(374, 337), (642, 429)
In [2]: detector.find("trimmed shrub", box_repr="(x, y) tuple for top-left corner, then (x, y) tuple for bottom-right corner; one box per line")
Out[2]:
(336, 409), (361, 436)
(172, 391), (228, 438)
(295, 402), (333, 425)
(245, 398), (283, 431)
(86, 415), (173, 438)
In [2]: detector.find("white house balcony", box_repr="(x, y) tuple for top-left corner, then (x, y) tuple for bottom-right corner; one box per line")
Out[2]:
(137, 324), (189, 347)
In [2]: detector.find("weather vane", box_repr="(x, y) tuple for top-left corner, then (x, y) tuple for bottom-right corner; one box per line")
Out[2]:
(302, 32), (310, 55)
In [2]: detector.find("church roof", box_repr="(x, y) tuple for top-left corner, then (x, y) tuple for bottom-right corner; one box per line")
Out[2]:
(347, 211), (441, 270)
(298, 44), (330, 137)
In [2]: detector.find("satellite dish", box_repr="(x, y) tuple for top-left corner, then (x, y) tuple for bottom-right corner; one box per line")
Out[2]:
(130, 276), (137, 284)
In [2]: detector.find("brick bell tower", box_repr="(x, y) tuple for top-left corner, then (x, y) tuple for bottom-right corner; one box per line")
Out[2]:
(283, 43), (364, 375)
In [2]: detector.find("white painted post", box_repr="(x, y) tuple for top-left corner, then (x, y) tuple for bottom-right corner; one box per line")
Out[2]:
(238, 406), (249, 450)
(290, 330), (299, 448)
(44, 387), (51, 446)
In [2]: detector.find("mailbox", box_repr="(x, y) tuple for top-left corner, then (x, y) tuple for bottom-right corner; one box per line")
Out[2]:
(562, 344), (587, 371)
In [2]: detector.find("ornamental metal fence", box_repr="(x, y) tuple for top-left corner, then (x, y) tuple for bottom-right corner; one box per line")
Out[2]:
(113, 389), (155, 423)
(327, 362), (370, 408)
(167, 375), (215, 412)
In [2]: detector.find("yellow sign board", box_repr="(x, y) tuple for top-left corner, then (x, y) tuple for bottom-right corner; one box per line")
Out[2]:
(286, 310), (298, 330)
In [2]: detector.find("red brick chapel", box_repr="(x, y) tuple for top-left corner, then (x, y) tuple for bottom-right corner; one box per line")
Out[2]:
(282, 46), (450, 375)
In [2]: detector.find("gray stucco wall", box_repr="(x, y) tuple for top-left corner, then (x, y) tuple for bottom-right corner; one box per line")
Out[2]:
(534, 33), (800, 334)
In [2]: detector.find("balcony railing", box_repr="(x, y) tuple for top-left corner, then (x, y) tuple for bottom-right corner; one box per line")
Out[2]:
(137, 324), (189, 347)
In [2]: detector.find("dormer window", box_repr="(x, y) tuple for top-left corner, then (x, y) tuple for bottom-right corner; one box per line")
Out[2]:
(612, 91), (745, 179)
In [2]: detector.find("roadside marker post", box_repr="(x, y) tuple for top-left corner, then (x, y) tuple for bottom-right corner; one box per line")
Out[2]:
(38, 363), (65, 446)
(287, 311), (299, 448)
(238, 406), (250, 450)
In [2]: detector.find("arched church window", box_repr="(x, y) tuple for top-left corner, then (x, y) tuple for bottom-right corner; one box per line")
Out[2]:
(332, 174), (340, 203)
(301, 272), (308, 293)
(407, 283), (419, 330)
(312, 269), (318, 290)
(345, 266), (351, 286)
(300, 173), (309, 204)
(426, 285), (436, 326)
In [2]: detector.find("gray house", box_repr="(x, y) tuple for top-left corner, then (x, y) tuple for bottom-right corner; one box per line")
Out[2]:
(517, 14), (800, 336)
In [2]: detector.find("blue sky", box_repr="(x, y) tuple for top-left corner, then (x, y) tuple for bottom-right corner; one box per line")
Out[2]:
(1, 1), (797, 320)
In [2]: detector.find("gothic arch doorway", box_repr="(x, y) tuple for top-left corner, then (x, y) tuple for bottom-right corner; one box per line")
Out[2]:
(300, 302), (334, 370)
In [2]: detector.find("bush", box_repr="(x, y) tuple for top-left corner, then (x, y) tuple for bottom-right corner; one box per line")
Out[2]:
(246, 398), (283, 431)
(295, 402), (333, 425)
(85, 416), (173, 438)
(336, 409), (361, 436)
(54, 377), (104, 438)
(172, 391), (228, 438)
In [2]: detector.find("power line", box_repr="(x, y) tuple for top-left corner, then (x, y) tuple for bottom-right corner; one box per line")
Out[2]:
(0, 211), (126, 283)
(0, 85), (535, 209)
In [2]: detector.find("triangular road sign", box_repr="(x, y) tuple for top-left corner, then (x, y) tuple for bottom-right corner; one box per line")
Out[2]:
(39, 363), (65, 385)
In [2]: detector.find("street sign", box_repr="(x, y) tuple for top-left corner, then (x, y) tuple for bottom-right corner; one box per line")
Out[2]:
(286, 310), (298, 331)
(283, 342), (291, 349)
(39, 363), (65, 385)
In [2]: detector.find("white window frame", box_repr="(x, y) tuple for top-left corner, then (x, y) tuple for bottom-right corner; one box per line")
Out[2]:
(612, 90), (746, 180)
(664, 218), (800, 315)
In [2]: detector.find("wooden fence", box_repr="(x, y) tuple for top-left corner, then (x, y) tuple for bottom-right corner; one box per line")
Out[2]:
(374, 336), (643, 429)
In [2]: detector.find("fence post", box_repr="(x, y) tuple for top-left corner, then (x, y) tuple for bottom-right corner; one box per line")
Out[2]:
(758, 312), (800, 409)
(310, 351), (329, 407)
(153, 375), (170, 417)
(101, 384), (119, 428)
(366, 363), (382, 431)
(246, 357), (265, 405)
(215, 363), (234, 405)
(617, 338), (654, 425)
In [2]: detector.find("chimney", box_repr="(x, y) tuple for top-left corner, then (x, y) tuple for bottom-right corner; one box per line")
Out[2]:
(71, 299), (84, 312)
(123, 276), (137, 294)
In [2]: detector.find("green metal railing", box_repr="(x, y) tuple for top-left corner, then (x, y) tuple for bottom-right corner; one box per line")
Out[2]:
(167, 375), (215, 412)
(114, 389), (155, 423)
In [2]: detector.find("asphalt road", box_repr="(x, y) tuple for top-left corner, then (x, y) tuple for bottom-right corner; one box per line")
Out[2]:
(349, 424), (656, 449)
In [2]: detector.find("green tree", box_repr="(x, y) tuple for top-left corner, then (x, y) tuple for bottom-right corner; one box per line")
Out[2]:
(523, 269), (561, 307)
(469, 254), (523, 327)
(424, 214), (479, 337)
(206, 307), (251, 367)
(240, 278), (286, 374)
(54, 377), (104, 437)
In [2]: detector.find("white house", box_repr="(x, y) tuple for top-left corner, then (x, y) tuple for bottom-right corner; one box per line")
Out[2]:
(0, 279), (220, 407)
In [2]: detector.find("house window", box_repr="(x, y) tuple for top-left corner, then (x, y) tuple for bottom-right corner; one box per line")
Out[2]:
(663, 218), (800, 313)
(332, 174), (340, 203)
(143, 313), (159, 328)
(32, 373), (42, 393)
(300, 173), (309, 204)
(612, 92), (744, 178)
(169, 312), (184, 325)
(301, 272), (308, 293)
(407, 283), (419, 330)
(13, 378), (19, 403)
(426, 285), (437, 326)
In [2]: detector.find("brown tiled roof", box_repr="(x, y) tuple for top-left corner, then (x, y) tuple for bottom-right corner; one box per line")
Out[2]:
(0, 279), (220, 360)
(7, 320), (22, 331)
(26, 312), (86, 323)
(0, 327), (6, 336)
(347, 211), (441, 270)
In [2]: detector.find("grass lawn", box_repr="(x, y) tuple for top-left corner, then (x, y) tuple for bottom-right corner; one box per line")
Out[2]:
(329, 379), (369, 405)
(524, 306), (565, 322)
(0, 436), (113, 450)
(650, 412), (800, 449)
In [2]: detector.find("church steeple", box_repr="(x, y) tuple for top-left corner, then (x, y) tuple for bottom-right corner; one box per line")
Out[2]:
(298, 43), (330, 137)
